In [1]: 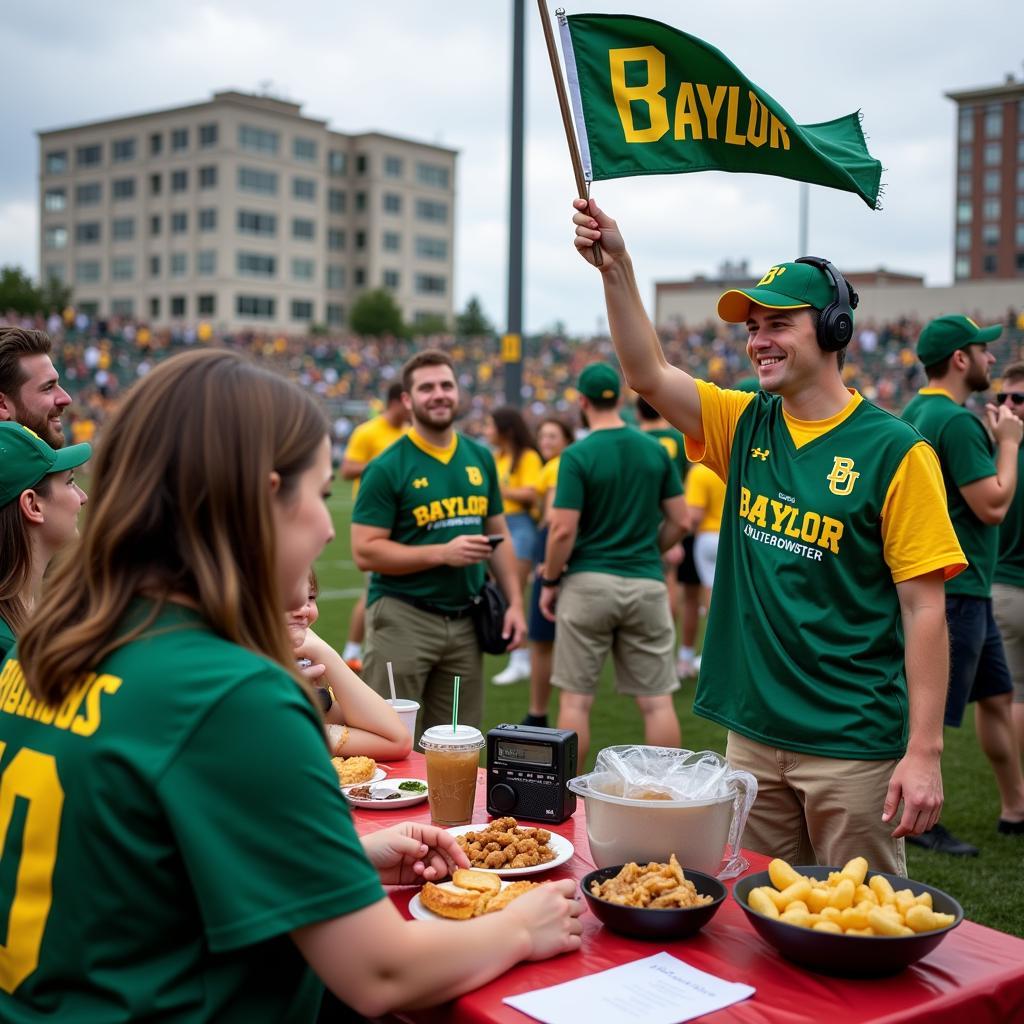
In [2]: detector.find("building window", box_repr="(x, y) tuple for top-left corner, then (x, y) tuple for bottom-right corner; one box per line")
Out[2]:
(326, 303), (344, 326)
(76, 222), (101, 244)
(958, 108), (974, 143)
(293, 177), (316, 201)
(326, 265), (345, 289)
(1019, 196), (1024, 218)
(75, 260), (100, 283)
(111, 299), (135, 317)
(197, 294), (216, 315)
(236, 295), (275, 318)
(76, 144), (102, 168)
(77, 302), (98, 317)
(383, 193), (402, 214)
(112, 217), (135, 241)
(983, 170), (1000, 193)
(111, 256), (135, 281)
(983, 198), (1001, 220)
(112, 178), (136, 200)
(328, 189), (346, 213)
(982, 254), (998, 274)
(45, 226), (68, 250)
(958, 146), (972, 172)
(384, 155), (404, 178)
(198, 165), (218, 188)
(355, 191), (367, 212)
(150, 214), (162, 236)
(112, 138), (136, 162)
(984, 103), (1003, 138)
(237, 252), (277, 276)
(75, 182), (101, 205)
(238, 167), (278, 194)
(239, 124), (279, 154)
(1018, 224), (1024, 247)
(170, 253), (187, 276)
(291, 299), (314, 321)
(956, 201), (972, 224)
(171, 128), (189, 151)
(416, 199), (448, 222)
(150, 297), (161, 318)
(954, 255), (969, 280)
(149, 255), (160, 277)
(355, 230), (367, 250)
(45, 151), (67, 174)
(327, 228), (346, 251)
(293, 137), (317, 162)
(383, 269), (400, 289)
(150, 173), (162, 196)
(356, 155), (368, 175)
(984, 142), (1001, 166)
(171, 295), (187, 317)
(415, 236), (448, 260)
(415, 273), (446, 294)
(199, 123), (219, 147)
(292, 218), (315, 240)
(292, 257), (315, 280)
(328, 150), (347, 176)
(44, 263), (66, 283)
(197, 250), (217, 276)
(383, 231), (401, 252)
(416, 162), (450, 189)
(982, 224), (999, 246)
(354, 267), (366, 286)
(956, 227), (970, 250)
(171, 211), (188, 233)
(199, 208), (217, 231)
(1019, 139), (1024, 162)
(1019, 168), (1024, 191)
(237, 210), (277, 236)
(150, 132), (163, 156)
(44, 188), (67, 212)
(171, 169), (188, 192)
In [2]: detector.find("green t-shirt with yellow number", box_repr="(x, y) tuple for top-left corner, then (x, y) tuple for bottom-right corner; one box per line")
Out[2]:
(354, 431), (504, 611)
(0, 603), (383, 1023)
(554, 426), (683, 581)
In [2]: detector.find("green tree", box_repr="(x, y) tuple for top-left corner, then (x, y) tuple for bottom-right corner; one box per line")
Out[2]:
(349, 288), (405, 337)
(409, 313), (449, 336)
(0, 266), (42, 315)
(455, 296), (494, 337)
(39, 275), (72, 314)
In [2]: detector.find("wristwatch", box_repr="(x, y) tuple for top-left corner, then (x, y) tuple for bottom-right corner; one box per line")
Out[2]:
(538, 574), (563, 588)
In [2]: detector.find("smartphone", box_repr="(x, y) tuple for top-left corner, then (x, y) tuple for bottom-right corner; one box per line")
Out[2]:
(486, 535), (505, 549)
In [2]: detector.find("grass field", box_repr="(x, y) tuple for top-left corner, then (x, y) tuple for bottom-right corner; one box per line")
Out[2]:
(320, 492), (1024, 938)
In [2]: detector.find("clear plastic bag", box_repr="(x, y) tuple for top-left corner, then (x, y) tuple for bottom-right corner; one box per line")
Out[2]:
(576, 745), (758, 879)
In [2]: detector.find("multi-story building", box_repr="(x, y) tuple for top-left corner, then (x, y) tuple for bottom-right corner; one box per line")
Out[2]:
(37, 90), (457, 330)
(946, 74), (1024, 281)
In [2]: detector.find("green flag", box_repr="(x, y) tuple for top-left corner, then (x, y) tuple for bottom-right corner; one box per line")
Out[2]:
(560, 13), (883, 209)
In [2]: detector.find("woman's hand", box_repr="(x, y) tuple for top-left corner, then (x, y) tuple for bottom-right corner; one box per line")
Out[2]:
(361, 822), (471, 885)
(504, 879), (584, 959)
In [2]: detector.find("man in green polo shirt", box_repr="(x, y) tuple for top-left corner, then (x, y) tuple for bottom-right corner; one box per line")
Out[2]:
(351, 349), (526, 736)
(902, 316), (1024, 853)
(570, 198), (964, 874)
(539, 362), (688, 763)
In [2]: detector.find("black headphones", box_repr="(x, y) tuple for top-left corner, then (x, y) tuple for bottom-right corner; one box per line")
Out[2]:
(794, 256), (859, 352)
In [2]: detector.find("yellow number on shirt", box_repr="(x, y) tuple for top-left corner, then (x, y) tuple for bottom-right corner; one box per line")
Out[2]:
(0, 742), (64, 993)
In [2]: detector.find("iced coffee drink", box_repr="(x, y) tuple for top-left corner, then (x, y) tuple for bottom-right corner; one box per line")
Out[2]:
(420, 725), (484, 826)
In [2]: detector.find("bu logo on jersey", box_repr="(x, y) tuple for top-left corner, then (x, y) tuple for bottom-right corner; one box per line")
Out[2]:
(412, 477), (429, 489)
(750, 447), (770, 461)
(827, 457), (860, 495)
(465, 466), (483, 486)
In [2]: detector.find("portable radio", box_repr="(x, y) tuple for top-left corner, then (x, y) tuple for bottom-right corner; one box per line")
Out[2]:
(486, 724), (577, 823)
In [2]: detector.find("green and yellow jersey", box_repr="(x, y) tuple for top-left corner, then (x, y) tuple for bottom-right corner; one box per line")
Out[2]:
(554, 426), (683, 581)
(642, 425), (689, 484)
(0, 603), (383, 1022)
(343, 414), (408, 497)
(496, 447), (543, 516)
(354, 430), (503, 611)
(0, 617), (14, 663)
(684, 462), (726, 534)
(902, 388), (998, 598)
(995, 445), (1024, 588)
(687, 383), (964, 760)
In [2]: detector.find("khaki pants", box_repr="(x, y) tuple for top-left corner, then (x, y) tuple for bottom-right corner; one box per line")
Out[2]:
(992, 582), (1024, 703)
(726, 732), (906, 877)
(364, 596), (482, 742)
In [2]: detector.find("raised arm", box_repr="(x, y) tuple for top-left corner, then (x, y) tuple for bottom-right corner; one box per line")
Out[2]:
(573, 197), (703, 441)
(959, 404), (1023, 525)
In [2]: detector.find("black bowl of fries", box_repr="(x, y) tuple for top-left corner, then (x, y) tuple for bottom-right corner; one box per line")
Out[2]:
(580, 857), (727, 940)
(734, 863), (964, 977)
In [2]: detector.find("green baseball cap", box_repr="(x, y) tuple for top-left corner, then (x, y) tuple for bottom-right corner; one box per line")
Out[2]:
(0, 422), (92, 508)
(916, 315), (1003, 367)
(578, 362), (620, 401)
(718, 261), (837, 323)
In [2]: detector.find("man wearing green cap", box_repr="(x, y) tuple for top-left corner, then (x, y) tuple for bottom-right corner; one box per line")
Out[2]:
(538, 361), (688, 763)
(571, 199), (964, 874)
(902, 316), (1024, 853)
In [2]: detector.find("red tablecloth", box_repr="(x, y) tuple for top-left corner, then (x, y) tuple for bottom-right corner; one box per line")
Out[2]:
(357, 755), (1024, 1024)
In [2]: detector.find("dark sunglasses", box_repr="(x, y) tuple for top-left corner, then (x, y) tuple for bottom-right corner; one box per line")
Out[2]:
(997, 392), (1024, 405)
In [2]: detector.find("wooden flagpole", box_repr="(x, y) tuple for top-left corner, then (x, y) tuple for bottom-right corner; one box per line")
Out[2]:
(537, 1), (602, 266)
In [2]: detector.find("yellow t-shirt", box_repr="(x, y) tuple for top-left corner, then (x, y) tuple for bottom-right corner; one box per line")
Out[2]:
(343, 415), (408, 496)
(496, 448), (543, 515)
(684, 463), (726, 534)
(684, 381), (965, 584)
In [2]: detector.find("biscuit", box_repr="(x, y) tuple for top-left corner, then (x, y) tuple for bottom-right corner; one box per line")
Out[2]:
(483, 881), (538, 913)
(332, 756), (376, 786)
(451, 869), (502, 895)
(419, 882), (480, 921)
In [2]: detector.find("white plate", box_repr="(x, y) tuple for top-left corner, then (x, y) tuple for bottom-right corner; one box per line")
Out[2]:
(342, 777), (429, 809)
(337, 767), (386, 790)
(445, 823), (574, 877)
(409, 880), (516, 921)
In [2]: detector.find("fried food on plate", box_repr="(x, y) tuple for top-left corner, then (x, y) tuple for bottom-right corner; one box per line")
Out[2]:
(419, 877), (538, 920)
(455, 817), (557, 870)
(332, 756), (376, 786)
(483, 881), (537, 914)
(451, 869), (501, 895)
(420, 883), (481, 921)
(589, 853), (713, 909)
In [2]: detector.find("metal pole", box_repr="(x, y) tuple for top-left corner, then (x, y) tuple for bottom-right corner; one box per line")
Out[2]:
(798, 183), (809, 257)
(504, 0), (525, 408)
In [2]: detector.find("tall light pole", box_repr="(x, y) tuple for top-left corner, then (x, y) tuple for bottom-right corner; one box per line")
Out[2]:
(503, 0), (525, 407)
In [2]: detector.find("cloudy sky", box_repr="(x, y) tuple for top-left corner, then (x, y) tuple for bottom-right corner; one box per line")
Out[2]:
(3, 1), (1021, 333)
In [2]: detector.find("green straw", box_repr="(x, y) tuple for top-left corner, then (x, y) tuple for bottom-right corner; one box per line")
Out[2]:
(452, 675), (460, 733)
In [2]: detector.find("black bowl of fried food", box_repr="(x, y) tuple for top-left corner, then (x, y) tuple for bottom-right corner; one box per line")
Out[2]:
(580, 855), (726, 940)
(734, 865), (963, 977)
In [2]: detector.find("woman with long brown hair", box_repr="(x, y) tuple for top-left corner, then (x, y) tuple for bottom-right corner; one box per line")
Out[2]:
(0, 349), (580, 1022)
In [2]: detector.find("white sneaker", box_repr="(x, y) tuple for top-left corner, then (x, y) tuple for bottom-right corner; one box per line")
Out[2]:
(492, 661), (530, 686)
(692, 654), (702, 672)
(676, 654), (695, 679)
